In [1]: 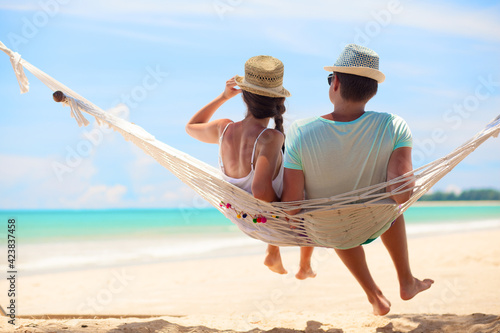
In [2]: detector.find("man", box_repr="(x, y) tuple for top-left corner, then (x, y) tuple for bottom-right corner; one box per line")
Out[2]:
(282, 44), (433, 315)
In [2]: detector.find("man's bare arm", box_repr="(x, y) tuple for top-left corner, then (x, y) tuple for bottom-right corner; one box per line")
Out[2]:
(386, 147), (414, 204)
(282, 168), (305, 215)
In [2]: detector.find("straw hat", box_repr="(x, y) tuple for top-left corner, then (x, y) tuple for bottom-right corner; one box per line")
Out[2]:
(324, 44), (385, 83)
(235, 55), (291, 98)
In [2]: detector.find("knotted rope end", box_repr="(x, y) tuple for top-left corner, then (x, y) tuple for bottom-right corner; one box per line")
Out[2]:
(53, 90), (90, 127)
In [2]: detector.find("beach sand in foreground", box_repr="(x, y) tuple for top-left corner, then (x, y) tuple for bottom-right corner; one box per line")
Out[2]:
(1, 229), (499, 332)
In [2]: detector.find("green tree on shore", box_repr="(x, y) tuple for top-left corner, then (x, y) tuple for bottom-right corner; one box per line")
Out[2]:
(419, 189), (500, 201)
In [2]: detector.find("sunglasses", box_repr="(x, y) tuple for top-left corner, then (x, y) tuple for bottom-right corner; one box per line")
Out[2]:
(327, 73), (334, 86)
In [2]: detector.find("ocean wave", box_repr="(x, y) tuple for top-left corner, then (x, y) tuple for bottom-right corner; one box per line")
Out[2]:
(17, 234), (263, 274)
(406, 219), (500, 236)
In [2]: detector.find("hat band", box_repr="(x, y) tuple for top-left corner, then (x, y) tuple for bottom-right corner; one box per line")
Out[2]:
(241, 78), (285, 94)
(323, 66), (385, 83)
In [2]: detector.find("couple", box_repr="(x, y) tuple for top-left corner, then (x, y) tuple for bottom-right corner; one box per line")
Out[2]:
(186, 44), (433, 315)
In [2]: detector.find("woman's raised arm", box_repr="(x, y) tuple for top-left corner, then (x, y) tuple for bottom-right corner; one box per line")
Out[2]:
(186, 77), (241, 144)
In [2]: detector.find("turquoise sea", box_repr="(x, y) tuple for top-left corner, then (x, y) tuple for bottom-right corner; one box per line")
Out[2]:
(1, 203), (499, 275)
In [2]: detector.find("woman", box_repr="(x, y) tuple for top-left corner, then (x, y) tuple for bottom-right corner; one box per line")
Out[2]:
(186, 55), (315, 279)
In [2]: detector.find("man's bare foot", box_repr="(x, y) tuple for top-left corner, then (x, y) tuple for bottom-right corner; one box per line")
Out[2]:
(264, 248), (287, 274)
(369, 292), (391, 316)
(295, 267), (317, 280)
(400, 277), (434, 300)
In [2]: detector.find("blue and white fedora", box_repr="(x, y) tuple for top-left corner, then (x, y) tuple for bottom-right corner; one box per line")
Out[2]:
(324, 44), (385, 83)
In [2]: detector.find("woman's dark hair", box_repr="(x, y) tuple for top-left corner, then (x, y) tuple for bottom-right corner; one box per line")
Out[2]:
(334, 72), (378, 102)
(242, 90), (286, 150)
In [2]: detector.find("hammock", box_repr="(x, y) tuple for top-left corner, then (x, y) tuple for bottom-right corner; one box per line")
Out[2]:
(2, 41), (499, 249)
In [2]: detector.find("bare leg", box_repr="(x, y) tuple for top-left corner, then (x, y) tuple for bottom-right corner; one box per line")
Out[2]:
(295, 247), (316, 280)
(335, 246), (391, 315)
(381, 214), (434, 300)
(264, 245), (287, 274)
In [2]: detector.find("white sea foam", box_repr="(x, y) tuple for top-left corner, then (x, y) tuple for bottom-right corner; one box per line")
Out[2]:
(406, 219), (500, 236)
(17, 234), (263, 274)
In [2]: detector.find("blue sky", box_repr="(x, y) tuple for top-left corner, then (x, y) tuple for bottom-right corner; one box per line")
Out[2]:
(1, 0), (499, 209)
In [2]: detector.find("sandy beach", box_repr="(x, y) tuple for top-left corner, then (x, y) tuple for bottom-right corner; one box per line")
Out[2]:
(1, 228), (499, 332)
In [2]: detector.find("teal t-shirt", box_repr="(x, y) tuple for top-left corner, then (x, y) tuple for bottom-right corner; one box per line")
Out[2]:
(284, 111), (412, 200)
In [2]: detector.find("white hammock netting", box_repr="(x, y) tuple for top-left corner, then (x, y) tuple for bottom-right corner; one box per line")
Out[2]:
(2, 41), (499, 249)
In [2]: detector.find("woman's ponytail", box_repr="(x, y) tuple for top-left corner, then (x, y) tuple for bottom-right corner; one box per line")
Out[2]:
(274, 100), (286, 151)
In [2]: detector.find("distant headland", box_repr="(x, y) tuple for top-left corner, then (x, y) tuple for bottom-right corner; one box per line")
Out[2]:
(419, 188), (500, 201)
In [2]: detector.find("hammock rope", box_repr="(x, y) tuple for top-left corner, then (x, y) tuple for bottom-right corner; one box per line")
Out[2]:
(2, 41), (499, 249)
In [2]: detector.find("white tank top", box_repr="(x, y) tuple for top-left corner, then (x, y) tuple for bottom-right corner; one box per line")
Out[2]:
(218, 123), (284, 197)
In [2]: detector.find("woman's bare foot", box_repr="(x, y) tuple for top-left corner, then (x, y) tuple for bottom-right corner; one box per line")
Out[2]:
(400, 277), (434, 300)
(264, 246), (287, 274)
(295, 267), (317, 280)
(369, 291), (391, 316)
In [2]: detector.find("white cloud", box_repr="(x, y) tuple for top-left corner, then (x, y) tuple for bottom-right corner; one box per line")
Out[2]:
(0, 154), (51, 187)
(81, 103), (131, 146)
(216, 0), (500, 42)
(107, 103), (130, 121)
(162, 185), (205, 206)
(0, 154), (98, 209)
(60, 184), (128, 208)
(125, 144), (158, 184)
(0, 3), (38, 11)
(263, 27), (325, 56)
(0, 150), (201, 208)
(0, 1), (213, 20)
(117, 181), (205, 208)
(445, 184), (462, 195)
(396, 2), (500, 42)
(4, 0), (499, 41)
(384, 62), (435, 81)
(0, 104), (206, 209)
(59, 23), (198, 45)
(405, 85), (464, 100)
